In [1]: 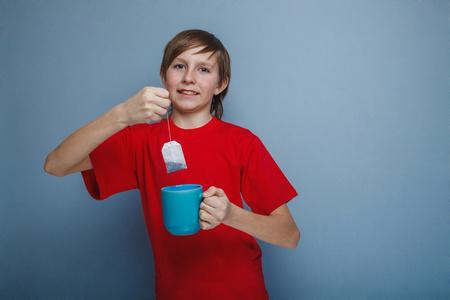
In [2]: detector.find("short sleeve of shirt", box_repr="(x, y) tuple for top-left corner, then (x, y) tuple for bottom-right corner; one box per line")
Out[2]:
(240, 136), (298, 215)
(82, 127), (138, 200)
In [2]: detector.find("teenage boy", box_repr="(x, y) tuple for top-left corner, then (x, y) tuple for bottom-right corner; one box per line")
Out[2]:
(45, 29), (300, 299)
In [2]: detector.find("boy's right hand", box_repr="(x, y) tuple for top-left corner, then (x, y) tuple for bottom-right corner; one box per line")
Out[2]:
(117, 87), (171, 126)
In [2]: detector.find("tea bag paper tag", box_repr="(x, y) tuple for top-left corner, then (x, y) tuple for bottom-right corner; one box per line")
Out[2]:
(161, 141), (187, 174)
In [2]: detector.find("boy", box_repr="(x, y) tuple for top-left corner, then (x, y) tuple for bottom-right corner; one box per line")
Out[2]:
(45, 29), (299, 299)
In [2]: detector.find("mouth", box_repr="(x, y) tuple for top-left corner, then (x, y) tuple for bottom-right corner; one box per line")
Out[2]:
(178, 89), (199, 95)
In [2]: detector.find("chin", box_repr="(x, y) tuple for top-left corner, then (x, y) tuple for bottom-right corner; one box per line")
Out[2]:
(173, 104), (198, 114)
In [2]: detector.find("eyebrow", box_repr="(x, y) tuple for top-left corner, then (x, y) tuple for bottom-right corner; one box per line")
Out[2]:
(172, 57), (216, 69)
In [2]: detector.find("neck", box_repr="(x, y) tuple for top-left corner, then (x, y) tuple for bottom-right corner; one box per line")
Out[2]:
(171, 111), (213, 129)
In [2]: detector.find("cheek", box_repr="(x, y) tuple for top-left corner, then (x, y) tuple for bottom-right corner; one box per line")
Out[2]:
(164, 70), (180, 87)
(204, 78), (221, 92)
(165, 78), (179, 91)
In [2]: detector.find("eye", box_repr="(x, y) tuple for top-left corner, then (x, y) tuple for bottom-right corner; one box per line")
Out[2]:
(199, 67), (210, 73)
(174, 64), (185, 69)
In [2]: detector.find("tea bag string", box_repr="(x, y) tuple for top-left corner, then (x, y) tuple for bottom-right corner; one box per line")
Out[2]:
(166, 111), (172, 142)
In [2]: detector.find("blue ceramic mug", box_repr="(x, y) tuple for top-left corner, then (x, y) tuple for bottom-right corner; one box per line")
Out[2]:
(161, 184), (203, 236)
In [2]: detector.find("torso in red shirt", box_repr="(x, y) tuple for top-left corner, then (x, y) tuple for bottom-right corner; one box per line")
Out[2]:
(82, 117), (297, 299)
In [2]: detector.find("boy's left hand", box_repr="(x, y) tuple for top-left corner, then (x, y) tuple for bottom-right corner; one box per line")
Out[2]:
(199, 186), (232, 230)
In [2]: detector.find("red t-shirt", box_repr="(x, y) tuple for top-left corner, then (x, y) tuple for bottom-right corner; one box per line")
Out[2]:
(82, 117), (297, 299)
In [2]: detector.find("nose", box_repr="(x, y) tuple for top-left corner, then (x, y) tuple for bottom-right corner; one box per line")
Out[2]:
(182, 68), (195, 84)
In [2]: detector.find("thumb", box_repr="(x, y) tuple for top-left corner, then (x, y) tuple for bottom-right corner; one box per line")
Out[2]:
(203, 186), (225, 198)
(203, 186), (216, 198)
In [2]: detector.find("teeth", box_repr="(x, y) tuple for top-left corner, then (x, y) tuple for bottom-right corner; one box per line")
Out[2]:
(180, 90), (197, 95)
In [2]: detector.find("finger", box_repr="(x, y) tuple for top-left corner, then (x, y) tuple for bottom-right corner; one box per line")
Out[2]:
(150, 103), (169, 117)
(199, 212), (219, 230)
(202, 186), (215, 198)
(200, 220), (214, 230)
(152, 87), (170, 98)
(149, 97), (171, 110)
(199, 209), (217, 226)
(200, 201), (217, 213)
(203, 186), (225, 198)
(199, 208), (211, 222)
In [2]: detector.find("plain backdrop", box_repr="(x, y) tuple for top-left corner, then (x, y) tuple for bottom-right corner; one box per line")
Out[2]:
(1, 0), (449, 299)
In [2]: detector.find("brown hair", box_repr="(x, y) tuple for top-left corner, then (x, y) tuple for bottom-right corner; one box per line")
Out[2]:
(160, 29), (231, 119)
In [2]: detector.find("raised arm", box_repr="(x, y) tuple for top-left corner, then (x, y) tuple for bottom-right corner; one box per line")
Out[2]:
(44, 87), (171, 177)
(200, 186), (300, 249)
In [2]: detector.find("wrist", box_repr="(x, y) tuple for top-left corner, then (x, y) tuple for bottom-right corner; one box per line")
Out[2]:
(95, 104), (129, 135)
(109, 102), (130, 129)
(223, 202), (241, 227)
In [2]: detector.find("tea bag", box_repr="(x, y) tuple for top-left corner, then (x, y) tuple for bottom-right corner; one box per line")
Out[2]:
(162, 141), (187, 173)
(161, 114), (187, 173)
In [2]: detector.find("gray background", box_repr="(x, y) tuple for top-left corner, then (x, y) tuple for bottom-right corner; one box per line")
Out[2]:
(1, 0), (449, 299)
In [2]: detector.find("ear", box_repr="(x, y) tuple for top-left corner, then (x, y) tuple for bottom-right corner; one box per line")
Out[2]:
(160, 72), (167, 89)
(214, 77), (229, 95)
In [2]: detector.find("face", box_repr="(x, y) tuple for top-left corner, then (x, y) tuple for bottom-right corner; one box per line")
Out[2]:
(161, 46), (228, 118)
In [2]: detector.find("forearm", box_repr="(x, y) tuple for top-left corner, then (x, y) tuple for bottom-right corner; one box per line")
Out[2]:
(44, 106), (126, 177)
(223, 203), (300, 249)
(45, 87), (171, 177)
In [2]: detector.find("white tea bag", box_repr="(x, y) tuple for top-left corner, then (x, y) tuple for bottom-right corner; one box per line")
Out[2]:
(161, 112), (187, 173)
(161, 140), (187, 173)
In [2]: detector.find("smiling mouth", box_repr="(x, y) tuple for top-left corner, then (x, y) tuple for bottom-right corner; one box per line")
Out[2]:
(178, 90), (199, 95)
